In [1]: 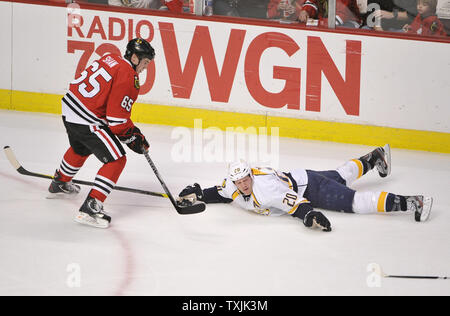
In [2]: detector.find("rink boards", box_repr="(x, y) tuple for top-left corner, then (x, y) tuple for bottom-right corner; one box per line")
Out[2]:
(0, 1), (449, 152)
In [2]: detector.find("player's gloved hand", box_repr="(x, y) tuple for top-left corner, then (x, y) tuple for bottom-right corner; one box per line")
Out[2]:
(304, 210), (332, 232)
(118, 126), (149, 154)
(178, 183), (204, 202)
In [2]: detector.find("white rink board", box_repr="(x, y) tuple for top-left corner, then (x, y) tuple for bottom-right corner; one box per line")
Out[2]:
(0, 1), (12, 91)
(2, 1), (450, 133)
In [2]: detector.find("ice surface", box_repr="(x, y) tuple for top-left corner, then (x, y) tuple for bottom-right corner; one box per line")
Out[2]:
(0, 110), (449, 296)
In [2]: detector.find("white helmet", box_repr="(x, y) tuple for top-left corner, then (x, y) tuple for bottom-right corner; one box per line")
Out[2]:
(228, 159), (252, 182)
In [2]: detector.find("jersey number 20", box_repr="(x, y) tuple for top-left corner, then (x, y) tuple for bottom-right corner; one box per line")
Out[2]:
(283, 193), (297, 207)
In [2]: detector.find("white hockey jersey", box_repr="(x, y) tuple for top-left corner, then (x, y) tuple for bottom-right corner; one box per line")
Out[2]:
(217, 167), (309, 216)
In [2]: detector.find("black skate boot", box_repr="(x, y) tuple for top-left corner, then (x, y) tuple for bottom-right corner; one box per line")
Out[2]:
(75, 197), (111, 228)
(47, 170), (81, 198)
(360, 144), (391, 178)
(406, 195), (433, 222)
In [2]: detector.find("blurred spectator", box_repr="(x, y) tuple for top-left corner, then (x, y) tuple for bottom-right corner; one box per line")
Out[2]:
(108, 0), (183, 12)
(403, 0), (446, 36)
(364, 0), (417, 31)
(108, 0), (162, 9)
(267, 0), (303, 20)
(214, 0), (270, 19)
(297, 0), (362, 28)
(164, 0), (184, 12)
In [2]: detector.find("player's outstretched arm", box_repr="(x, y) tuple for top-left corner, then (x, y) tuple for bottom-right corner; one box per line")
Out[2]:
(178, 183), (233, 204)
(291, 202), (332, 232)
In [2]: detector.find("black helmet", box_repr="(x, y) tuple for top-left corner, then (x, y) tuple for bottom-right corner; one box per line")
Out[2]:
(124, 38), (155, 64)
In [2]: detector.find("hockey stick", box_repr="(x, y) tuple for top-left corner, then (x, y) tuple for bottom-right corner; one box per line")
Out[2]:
(384, 275), (449, 280)
(378, 266), (449, 280)
(143, 151), (205, 215)
(3, 146), (168, 198)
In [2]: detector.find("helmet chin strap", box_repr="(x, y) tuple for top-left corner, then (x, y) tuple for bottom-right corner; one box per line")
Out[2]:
(237, 187), (252, 201)
(131, 59), (139, 71)
(125, 54), (140, 71)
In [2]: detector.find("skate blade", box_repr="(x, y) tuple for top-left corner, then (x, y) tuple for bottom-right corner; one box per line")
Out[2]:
(74, 212), (109, 229)
(380, 144), (391, 177)
(46, 191), (80, 200)
(416, 197), (433, 222)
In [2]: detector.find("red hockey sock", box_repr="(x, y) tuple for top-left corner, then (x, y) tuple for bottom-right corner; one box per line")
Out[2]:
(58, 147), (89, 182)
(89, 156), (127, 202)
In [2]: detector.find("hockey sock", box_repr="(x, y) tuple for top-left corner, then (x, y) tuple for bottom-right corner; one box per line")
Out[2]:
(352, 192), (406, 213)
(89, 156), (127, 202)
(371, 192), (406, 213)
(336, 151), (379, 184)
(336, 159), (364, 185)
(58, 147), (89, 182)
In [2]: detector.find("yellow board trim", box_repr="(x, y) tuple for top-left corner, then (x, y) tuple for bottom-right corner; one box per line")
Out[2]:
(377, 191), (388, 213)
(1, 89), (449, 153)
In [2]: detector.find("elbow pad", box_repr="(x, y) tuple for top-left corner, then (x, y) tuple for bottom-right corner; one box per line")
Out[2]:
(291, 201), (314, 220)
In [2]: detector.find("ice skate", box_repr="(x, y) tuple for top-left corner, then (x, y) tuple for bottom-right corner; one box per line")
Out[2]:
(375, 144), (391, 178)
(360, 144), (391, 178)
(75, 197), (111, 228)
(406, 195), (433, 222)
(47, 170), (81, 199)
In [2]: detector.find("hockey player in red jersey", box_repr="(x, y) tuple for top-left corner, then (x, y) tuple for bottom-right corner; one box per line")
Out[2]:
(48, 38), (155, 228)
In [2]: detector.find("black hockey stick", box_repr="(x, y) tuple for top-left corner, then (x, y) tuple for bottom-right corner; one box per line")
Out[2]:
(3, 146), (168, 198)
(384, 275), (449, 280)
(143, 151), (205, 215)
(377, 266), (449, 280)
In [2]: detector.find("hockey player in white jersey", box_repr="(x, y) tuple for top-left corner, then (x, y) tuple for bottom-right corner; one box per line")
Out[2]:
(178, 145), (433, 232)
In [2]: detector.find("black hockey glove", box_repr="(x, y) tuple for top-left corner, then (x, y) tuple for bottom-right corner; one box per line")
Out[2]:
(304, 210), (332, 232)
(118, 126), (149, 154)
(179, 183), (204, 201)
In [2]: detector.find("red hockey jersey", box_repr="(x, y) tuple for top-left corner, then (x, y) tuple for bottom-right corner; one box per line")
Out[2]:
(62, 54), (139, 136)
(301, 0), (361, 25)
(165, 0), (183, 13)
(407, 14), (446, 37)
(267, 0), (281, 19)
(267, 0), (305, 19)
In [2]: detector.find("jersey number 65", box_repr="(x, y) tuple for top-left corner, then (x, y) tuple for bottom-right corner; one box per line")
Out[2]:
(121, 96), (134, 112)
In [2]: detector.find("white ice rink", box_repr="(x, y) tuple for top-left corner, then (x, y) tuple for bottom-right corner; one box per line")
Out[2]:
(0, 109), (449, 296)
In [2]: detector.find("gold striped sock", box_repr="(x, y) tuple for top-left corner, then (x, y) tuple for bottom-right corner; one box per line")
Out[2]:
(377, 192), (388, 213)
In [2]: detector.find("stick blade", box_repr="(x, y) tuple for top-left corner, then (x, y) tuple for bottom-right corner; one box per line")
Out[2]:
(176, 201), (206, 215)
(3, 146), (21, 170)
